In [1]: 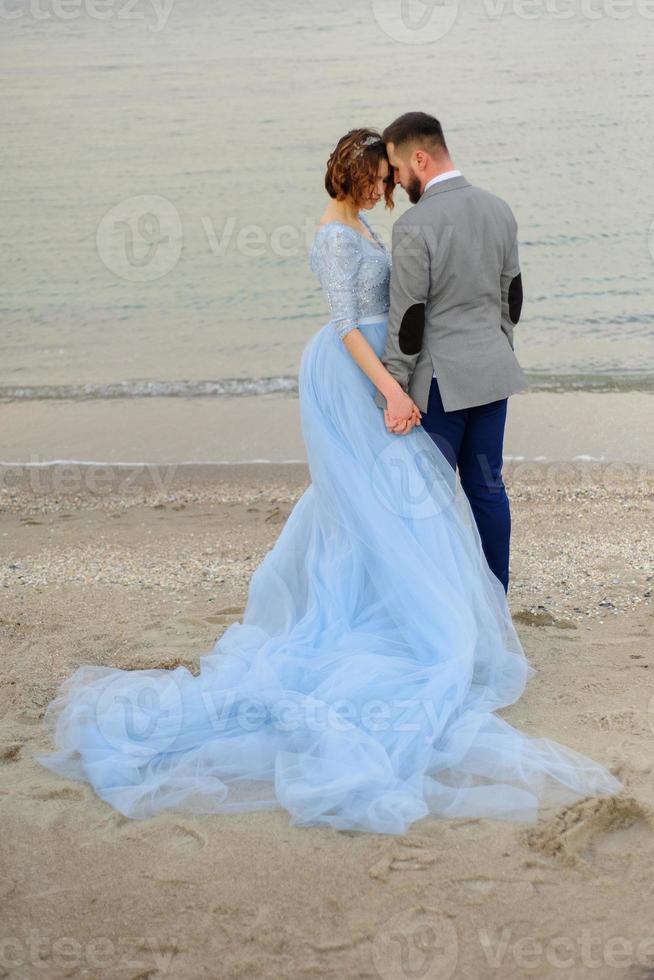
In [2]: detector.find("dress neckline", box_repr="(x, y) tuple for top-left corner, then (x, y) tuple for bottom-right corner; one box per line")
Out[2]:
(314, 213), (384, 251)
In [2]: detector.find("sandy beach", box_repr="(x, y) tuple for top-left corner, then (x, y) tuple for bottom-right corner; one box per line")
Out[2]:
(2, 460), (653, 979)
(3, 0), (654, 973)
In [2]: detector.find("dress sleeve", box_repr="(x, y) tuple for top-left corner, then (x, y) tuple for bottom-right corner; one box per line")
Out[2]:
(312, 227), (362, 340)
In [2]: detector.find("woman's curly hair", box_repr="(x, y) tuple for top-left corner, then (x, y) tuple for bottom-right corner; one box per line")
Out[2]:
(324, 128), (395, 210)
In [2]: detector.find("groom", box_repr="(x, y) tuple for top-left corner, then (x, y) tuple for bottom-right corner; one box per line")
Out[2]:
(374, 111), (529, 593)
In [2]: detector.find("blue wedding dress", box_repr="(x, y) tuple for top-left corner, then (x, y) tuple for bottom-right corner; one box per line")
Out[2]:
(36, 212), (623, 835)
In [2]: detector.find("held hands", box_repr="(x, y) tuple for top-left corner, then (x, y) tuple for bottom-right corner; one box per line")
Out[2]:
(384, 406), (422, 434)
(384, 387), (422, 435)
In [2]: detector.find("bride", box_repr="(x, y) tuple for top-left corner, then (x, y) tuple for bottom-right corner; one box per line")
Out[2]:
(36, 128), (623, 835)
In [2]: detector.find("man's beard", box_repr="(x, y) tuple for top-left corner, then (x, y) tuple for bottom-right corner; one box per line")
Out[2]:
(406, 173), (422, 204)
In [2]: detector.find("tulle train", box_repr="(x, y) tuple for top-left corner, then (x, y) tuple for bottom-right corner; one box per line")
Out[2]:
(35, 315), (623, 834)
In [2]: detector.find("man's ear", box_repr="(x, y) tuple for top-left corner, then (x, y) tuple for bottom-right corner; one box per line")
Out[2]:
(398, 303), (425, 355)
(508, 273), (523, 324)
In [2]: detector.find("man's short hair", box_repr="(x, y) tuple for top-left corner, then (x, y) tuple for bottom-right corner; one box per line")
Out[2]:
(382, 112), (448, 157)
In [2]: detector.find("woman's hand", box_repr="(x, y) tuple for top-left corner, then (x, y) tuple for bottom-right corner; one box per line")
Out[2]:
(338, 330), (422, 435)
(384, 387), (422, 435)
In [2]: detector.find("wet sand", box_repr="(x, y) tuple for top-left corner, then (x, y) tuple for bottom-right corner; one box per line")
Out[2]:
(0, 390), (652, 466)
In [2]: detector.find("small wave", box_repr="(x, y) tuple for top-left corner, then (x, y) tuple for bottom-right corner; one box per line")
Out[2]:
(0, 377), (300, 401)
(0, 372), (652, 402)
(522, 372), (654, 393)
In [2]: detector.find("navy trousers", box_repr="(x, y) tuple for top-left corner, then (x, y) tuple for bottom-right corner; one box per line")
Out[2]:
(421, 376), (511, 593)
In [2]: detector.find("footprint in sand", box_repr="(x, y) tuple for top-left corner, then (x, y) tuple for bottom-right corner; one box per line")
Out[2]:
(264, 506), (290, 524)
(457, 876), (534, 905)
(578, 709), (649, 735)
(522, 795), (654, 871)
(0, 743), (23, 763)
(368, 851), (438, 880)
(116, 655), (199, 674)
(579, 678), (611, 695)
(170, 823), (206, 847)
(512, 610), (577, 630)
(607, 741), (653, 783)
(552, 692), (580, 705)
(368, 836), (451, 881)
(124, 822), (206, 849)
(30, 784), (86, 802)
(205, 607), (244, 625)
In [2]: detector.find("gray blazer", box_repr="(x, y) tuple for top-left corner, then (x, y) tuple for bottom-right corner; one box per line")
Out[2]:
(374, 175), (529, 414)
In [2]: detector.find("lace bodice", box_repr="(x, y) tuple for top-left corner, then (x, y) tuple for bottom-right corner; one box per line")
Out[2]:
(309, 213), (391, 340)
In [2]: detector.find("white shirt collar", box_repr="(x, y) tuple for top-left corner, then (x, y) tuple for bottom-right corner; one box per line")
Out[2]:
(423, 170), (462, 192)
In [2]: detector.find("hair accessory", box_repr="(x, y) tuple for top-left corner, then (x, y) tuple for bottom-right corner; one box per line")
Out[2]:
(353, 134), (383, 157)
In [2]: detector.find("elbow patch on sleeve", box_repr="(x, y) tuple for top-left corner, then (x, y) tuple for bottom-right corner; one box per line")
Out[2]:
(508, 273), (523, 324)
(398, 302), (425, 355)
